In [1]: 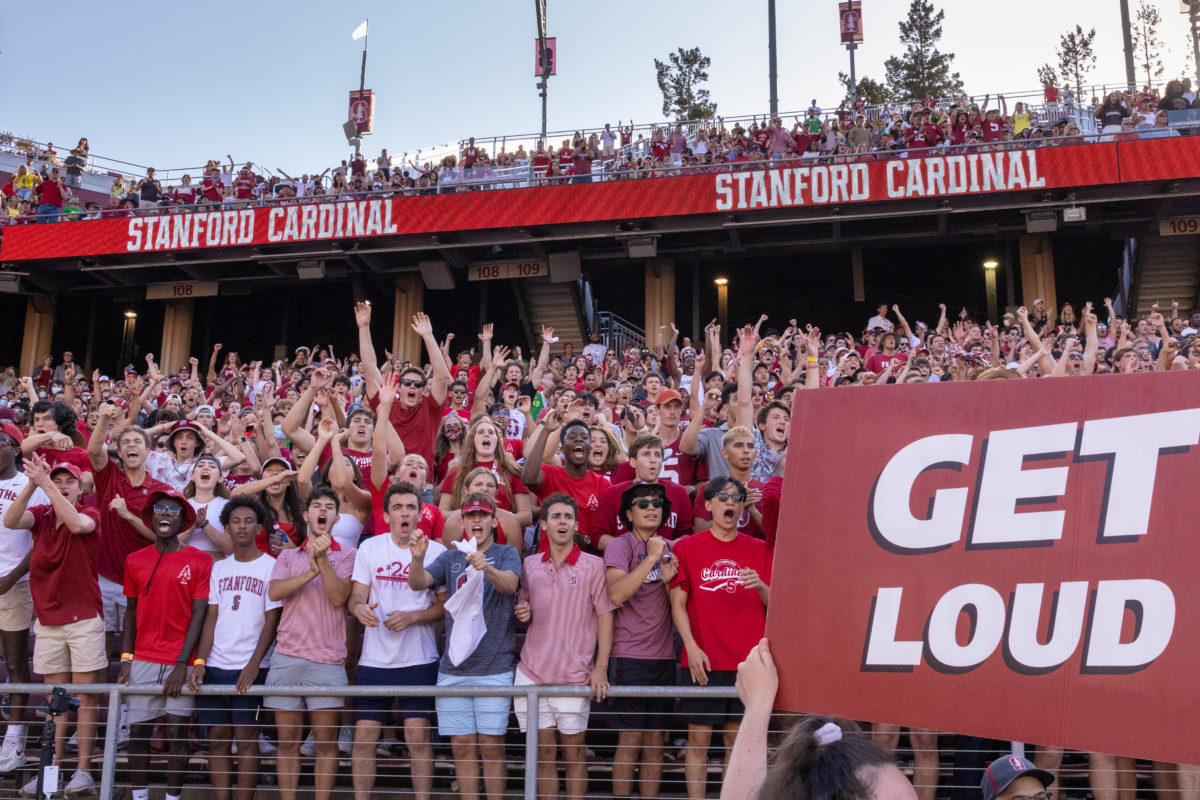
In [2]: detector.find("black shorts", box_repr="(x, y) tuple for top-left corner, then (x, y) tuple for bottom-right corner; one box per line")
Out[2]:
(606, 657), (676, 730)
(195, 666), (267, 728)
(678, 669), (743, 728)
(353, 662), (438, 723)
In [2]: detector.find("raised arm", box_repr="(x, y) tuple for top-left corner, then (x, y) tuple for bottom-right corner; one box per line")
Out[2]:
(411, 313), (450, 406)
(520, 410), (561, 490)
(735, 327), (757, 430)
(370, 373), (401, 490)
(353, 302), (383, 397)
(1081, 303), (1099, 375)
(88, 404), (120, 472)
(207, 343), (224, 387)
(528, 326), (554, 388)
(282, 368), (331, 454)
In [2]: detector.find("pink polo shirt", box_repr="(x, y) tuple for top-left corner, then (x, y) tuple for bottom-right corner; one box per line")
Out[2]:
(270, 542), (357, 665)
(517, 546), (615, 685)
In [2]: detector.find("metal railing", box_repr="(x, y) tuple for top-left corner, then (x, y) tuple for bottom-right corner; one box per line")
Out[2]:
(599, 311), (647, 356)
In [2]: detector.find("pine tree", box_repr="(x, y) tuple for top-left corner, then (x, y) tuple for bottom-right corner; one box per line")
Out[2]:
(1037, 63), (1059, 89)
(839, 72), (890, 105)
(1056, 25), (1098, 98)
(883, 0), (964, 102)
(1131, 0), (1164, 86)
(654, 47), (718, 121)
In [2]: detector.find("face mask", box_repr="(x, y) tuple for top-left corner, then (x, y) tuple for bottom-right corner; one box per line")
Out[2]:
(445, 427), (464, 441)
(351, 366), (358, 374)
(0, 400), (7, 407)
(37, 391), (47, 399)
(273, 425), (284, 441)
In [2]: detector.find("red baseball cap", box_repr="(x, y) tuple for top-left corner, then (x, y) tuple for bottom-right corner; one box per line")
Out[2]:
(0, 421), (24, 446)
(461, 496), (497, 516)
(49, 462), (82, 480)
(655, 389), (684, 406)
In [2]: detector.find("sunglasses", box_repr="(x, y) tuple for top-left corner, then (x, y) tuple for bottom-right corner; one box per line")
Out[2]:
(714, 492), (746, 503)
(400, 378), (426, 388)
(152, 504), (183, 516)
(633, 498), (664, 510)
(0, 437), (17, 447)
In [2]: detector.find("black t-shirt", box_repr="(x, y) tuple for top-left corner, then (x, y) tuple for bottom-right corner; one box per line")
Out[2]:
(64, 155), (84, 177)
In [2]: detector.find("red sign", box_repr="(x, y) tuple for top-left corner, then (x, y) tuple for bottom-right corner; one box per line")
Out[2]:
(535, 37), (557, 77)
(3, 138), (1196, 263)
(767, 371), (1200, 766)
(348, 89), (374, 135)
(840, 1), (863, 44)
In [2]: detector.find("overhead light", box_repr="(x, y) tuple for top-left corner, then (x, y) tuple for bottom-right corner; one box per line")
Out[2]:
(1025, 211), (1058, 233)
(624, 236), (658, 259)
(714, 277), (729, 286)
(982, 260), (998, 270)
(124, 311), (137, 319)
(296, 259), (327, 280)
(1063, 207), (1087, 222)
(0, 274), (19, 293)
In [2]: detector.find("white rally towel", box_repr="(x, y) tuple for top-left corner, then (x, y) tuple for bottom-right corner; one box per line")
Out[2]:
(443, 537), (487, 666)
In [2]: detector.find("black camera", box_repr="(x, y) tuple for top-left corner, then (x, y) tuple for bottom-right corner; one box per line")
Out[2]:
(40, 687), (80, 717)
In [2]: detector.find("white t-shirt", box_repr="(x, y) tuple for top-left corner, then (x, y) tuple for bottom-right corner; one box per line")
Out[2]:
(207, 553), (283, 670)
(505, 408), (527, 441)
(188, 496), (228, 553)
(600, 130), (616, 148)
(0, 473), (49, 581)
(351, 535), (446, 669)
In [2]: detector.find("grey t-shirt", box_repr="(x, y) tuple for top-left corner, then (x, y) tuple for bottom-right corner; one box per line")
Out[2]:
(424, 543), (521, 677)
(693, 424), (731, 479)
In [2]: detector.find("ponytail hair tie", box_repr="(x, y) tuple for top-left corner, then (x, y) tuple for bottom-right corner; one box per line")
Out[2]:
(814, 721), (843, 746)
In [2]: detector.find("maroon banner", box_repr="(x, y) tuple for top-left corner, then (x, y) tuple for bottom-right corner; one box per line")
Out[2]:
(1115, 135), (1200, 183)
(1, 143), (1137, 263)
(840, 1), (864, 44)
(348, 90), (374, 135)
(767, 370), (1200, 766)
(535, 37), (557, 76)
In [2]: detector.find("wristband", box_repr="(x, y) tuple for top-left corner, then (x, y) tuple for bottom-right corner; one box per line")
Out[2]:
(120, 653), (134, 663)
(806, 357), (818, 363)
(192, 658), (206, 667)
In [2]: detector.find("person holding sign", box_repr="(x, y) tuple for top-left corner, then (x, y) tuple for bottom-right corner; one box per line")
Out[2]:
(670, 476), (771, 799)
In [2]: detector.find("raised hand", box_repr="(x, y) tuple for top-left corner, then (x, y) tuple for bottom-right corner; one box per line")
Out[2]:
(541, 326), (555, 344)
(479, 323), (493, 343)
(354, 301), (372, 328)
(410, 312), (434, 338)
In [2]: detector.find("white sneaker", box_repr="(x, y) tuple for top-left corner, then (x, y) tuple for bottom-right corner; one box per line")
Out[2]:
(64, 770), (95, 796)
(338, 726), (354, 755)
(19, 773), (38, 797)
(375, 736), (400, 757)
(0, 739), (26, 773)
(257, 734), (277, 755)
(116, 724), (130, 751)
(299, 732), (316, 757)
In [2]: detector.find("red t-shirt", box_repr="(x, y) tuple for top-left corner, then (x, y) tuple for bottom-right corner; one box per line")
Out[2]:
(462, 147), (479, 167)
(612, 434), (696, 486)
(366, 392), (441, 476)
(590, 478), (694, 546)
(29, 504), (102, 626)
(233, 175), (256, 199)
(532, 153), (550, 169)
(572, 152), (593, 175)
(174, 186), (196, 205)
(37, 181), (65, 207)
(670, 530), (772, 671)
(440, 461), (528, 512)
(981, 119), (1004, 142)
(200, 177), (223, 201)
(224, 473), (255, 492)
(34, 446), (91, 477)
(752, 129), (771, 151)
(650, 140), (670, 159)
(531, 465), (610, 546)
(368, 480), (445, 541)
(906, 124), (942, 148)
(794, 133), (819, 153)
(123, 545), (212, 664)
(865, 352), (907, 374)
(316, 443), (372, 475)
(693, 479), (765, 540)
(759, 475), (783, 554)
(94, 462), (173, 585)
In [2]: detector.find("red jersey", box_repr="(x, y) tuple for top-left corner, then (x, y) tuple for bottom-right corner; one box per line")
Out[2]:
(368, 392), (441, 477)
(28, 504), (102, 626)
(462, 147), (479, 167)
(530, 465), (610, 546)
(316, 443), (372, 475)
(123, 545), (212, 664)
(572, 152), (593, 175)
(94, 462), (173, 585)
(752, 129), (771, 151)
(612, 434), (695, 486)
(200, 177), (223, 202)
(670, 530), (771, 671)
(693, 479), (765, 540)
(34, 446), (91, 477)
(233, 175), (256, 199)
(981, 118), (1005, 142)
(590, 478), (693, 546)
(865, 352), (907, 374)
(650, 140), (670, 159)
(558, 146), (575, 160)
(532, 153), (550, 169)
(906, 124), (942, 148)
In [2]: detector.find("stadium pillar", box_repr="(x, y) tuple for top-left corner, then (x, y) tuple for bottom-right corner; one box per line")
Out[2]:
(159, 301), (194, 374)
(18, 297), (54, 378)
(1019, 234), (1057, 313)
(393, 273), (425, 366)
(644, 258), (676, 345)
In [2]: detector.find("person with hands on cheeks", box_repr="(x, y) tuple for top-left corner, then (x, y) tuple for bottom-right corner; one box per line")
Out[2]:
(407, 493), (520, 800)
(264, 488), (356, 800)
(720, 638), (916, 800)
(188, 496), (282, 800)
(604, 481), (680, 800)
(119, 490), (212, 800)
(513, 494), (615, 800)
(348, 482), (446, 800)
(2, 455), (103, 795)
(670, 475), (771, 800)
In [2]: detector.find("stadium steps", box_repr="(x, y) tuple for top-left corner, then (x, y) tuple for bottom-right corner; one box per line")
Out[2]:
(1133, 235), (1200, 319)
(518, 277), (588, 352)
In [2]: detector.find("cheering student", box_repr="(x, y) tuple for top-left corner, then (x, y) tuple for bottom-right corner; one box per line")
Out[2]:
(188, 496), (282, 800)
(348, 482), (446, 800)
(520, 413), (611, 549)
(119, 490), (212, 800)
(514, 493), (615, 800)
(671, 476), (771, 800)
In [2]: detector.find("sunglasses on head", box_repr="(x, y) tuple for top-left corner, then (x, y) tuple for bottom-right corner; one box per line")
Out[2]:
(400, 378), (426, 388)
(633, 498), (664, 510)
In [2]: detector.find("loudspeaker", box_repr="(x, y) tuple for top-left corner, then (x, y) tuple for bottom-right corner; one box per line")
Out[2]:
(549, 250), (581, 283)
(419, 260), (456, 290)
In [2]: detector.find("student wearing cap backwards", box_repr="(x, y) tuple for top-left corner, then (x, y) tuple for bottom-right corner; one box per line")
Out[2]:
(408, 492), (520, 800)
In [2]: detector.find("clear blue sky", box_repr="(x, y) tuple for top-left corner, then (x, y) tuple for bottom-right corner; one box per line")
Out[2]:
(2, 0), (1195, 177)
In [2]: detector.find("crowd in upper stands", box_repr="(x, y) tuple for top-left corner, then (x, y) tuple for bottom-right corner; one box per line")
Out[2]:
(3, 79), (1198, 226)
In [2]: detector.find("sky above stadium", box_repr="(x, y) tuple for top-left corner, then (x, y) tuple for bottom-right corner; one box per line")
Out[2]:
(2, 0), (1197, 176)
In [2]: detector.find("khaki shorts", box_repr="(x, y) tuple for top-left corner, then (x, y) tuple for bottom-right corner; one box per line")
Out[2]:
(0, 581), (32, 632)
(513, 666), (590, 735)
(33, 616), (108, 675)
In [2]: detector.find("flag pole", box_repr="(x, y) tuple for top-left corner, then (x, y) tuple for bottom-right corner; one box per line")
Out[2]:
(356, 19), (368, 155)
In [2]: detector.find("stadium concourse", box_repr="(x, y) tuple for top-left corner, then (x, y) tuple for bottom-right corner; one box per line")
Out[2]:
(0, 82), (1198, 800)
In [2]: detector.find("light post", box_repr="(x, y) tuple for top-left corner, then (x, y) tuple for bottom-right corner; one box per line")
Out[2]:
(983, 261), (999, 323)
(715, 277), (729, 335)
(121, 311), (137, 368)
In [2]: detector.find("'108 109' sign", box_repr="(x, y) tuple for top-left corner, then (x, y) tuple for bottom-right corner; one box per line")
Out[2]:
(468, 260), (547, 281)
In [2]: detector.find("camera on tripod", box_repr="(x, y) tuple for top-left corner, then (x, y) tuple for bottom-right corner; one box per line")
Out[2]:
(38, 687), (79, 718)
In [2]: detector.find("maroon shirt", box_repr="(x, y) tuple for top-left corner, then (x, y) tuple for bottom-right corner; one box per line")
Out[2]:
(94, 461), (172, 585)
(29, 504), (103, 626)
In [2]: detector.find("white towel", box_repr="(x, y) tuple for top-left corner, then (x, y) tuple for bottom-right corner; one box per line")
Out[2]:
(444, 538), (487, 666)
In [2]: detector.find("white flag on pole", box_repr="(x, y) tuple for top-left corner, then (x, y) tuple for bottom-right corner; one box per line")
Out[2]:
(351, 20), (368, 40)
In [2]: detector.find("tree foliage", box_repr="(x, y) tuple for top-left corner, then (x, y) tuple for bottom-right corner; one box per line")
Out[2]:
(883, 0), (964, 102)
(1056, 25), (1097, 93)
(1131, 0), (1164, 86)
(839, 72), (890, 105)
(1037, 63), (1059, 89)
(654, 47), (718, 121)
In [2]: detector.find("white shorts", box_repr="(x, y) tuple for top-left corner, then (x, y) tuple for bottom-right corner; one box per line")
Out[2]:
(98, 575), (127, 633)
(512, 666), (589, 735)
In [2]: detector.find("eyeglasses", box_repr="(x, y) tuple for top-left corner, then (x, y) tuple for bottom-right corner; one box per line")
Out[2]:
(633, 498), (664, 510)
(0, 437), (17, 447)
(1011, 792), (1054, 800)
(714, 492), (746, 503)
(400, 378), (426, 388)
(152, 504), (183, 516)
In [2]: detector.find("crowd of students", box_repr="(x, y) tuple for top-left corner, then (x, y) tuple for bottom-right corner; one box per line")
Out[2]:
(0, 290), (1192, 799)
